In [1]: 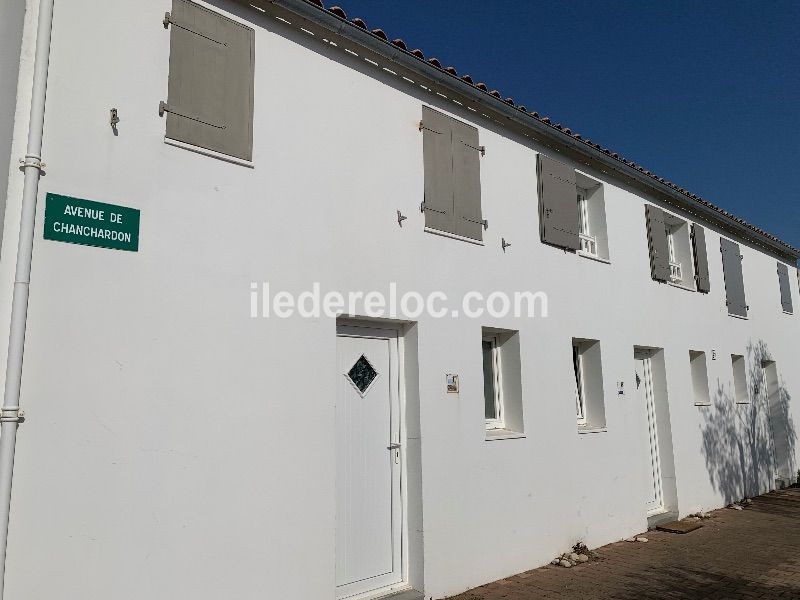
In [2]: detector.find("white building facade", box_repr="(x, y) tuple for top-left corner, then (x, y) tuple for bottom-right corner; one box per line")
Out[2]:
(0, 1), (798, 599)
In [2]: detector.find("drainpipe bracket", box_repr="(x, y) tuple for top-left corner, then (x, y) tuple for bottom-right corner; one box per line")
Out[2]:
(0, 407), (25, 424)
(19, 156), (46, 170)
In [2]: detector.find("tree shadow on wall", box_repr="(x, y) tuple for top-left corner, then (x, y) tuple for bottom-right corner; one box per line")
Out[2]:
(700, 339), (797, 505)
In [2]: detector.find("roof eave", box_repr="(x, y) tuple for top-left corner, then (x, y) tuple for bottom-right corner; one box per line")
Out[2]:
(245, 0), (800, 262)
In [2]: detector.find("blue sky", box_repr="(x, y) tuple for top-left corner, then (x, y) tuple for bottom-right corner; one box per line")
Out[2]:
(335, 0), (800, 251)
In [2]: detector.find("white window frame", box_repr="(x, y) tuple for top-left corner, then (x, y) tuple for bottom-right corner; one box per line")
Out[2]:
(573, 343), (587, 426)
(483, 335), (505, 430)
(666, 225), (683, 283)
(576, 186), (598, 257)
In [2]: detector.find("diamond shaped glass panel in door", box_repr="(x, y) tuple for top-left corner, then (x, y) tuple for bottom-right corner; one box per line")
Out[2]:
(346, 354), (379, 396)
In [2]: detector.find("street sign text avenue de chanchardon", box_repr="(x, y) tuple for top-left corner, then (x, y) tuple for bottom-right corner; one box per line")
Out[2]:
(43, 193), (140, 252)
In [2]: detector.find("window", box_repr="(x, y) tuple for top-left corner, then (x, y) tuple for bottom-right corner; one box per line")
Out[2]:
(576, 187), (594, 256)
(161, 0), (255, 161)
(573, 343), (587, 425)
(421, 106), (485, 242)
(482, 336), (502, 428)
(645, 206), (703, 290)
(690, 350), (711, 406)
(481, 328), (524, 437)
(538, 155), (609, 260)
(572, 338), (607, 430)
(732, 354), (749, 404)
(666, 225), (681, 282)
(777, 262), (793, 314)
(720, 238), (748, 317)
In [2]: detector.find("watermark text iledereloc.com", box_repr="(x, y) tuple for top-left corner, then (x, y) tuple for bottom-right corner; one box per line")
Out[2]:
(250, 282), (548, 319)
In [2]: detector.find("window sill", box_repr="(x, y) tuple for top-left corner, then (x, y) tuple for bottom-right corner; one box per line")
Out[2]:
(783, 310), (794, 315)
(164, 137), (255, 168)
(735, 401), (751, 405)
(577, 426), (607, 434)
(485, 429), (525, 441)
(424, 227), (484, 246)
(667, 280), (697, 293)
(694, 402), (712, 407)
(577, 251), (611, 265)
(727, 312), (749, 320)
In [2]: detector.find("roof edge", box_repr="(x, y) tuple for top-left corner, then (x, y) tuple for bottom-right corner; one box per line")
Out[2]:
(246, 0), (800, 262)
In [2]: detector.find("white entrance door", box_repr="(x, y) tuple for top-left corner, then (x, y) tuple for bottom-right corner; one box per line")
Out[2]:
(635, 352), (664, 514)
(336, 325), (403, 599)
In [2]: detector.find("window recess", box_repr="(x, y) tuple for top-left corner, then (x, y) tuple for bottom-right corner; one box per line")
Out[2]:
(481, 328), (524, 437)
(421, 106), (485, 242)
(690, 350), (711, 406)
(572, 338), (607, 430)
(537, 155), (610, 260)
(161, 0), (255, 161)
(731, 354), (749, 404)
(575, 173), (610, 261)
(645, 206), (696, 289)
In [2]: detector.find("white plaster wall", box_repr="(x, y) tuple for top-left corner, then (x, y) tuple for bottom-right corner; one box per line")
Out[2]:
(1, 1), (798, 599)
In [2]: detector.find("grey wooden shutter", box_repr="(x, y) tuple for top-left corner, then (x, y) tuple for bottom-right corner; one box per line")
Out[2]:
(452, 118), (484, 241)
(163, 0), (255, 161)
(777, 262), (793, 313)
(720, 238), (748, 317)
(645, 205), (670, 281)
(537, 155), (579, 250)
(421, 106), (454, 234)
(691, 224), (711, 292)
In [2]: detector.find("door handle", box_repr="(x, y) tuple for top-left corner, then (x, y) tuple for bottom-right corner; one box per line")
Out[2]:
(387, 443), (401, 450)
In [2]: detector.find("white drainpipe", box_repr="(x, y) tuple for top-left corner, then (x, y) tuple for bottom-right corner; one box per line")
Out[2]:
(0, 0), (55, 596)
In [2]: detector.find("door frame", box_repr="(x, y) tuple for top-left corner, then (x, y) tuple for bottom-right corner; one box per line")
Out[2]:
(335, 322), (410, 600)
(635, 349), (665, 515)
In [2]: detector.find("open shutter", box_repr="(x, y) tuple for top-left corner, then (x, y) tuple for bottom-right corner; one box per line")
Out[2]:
(421, 106), (454, 234)
(537, 155), (579, 250)
(645, 205), (670, 281)
(163, 0), (255, 161)
(777, 263), (793, 313)
(720, 238), (748, 317)
(691, 224), (711, 292)
(452, 118), (484, 241)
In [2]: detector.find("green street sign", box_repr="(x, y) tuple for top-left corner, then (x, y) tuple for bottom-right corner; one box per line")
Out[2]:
(43, 193), (140, 252)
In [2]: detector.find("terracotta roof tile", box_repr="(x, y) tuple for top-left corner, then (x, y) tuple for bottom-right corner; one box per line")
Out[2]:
(313, 1), (798, 255)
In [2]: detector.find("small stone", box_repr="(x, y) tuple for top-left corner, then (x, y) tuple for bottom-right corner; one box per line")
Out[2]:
(730, 505), (743, 511)
(551, 559), (560, 565)
(743, 498), (753, 504)
(687, 516), (700, 521)
(576, 554), (589, 562)
(625, 537), (637, 542)
(635, 536), (648, 542)
(559, 560), (572, 568)
(568, 553), (580, 561)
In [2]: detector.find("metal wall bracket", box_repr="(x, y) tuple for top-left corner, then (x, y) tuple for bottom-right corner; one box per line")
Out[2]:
(502, 238), (511, 252)
(0, 407), (25, 424)
(18, 155), (46, 170)
(110, 108), (120, 134)
(397, 210), (407, 226)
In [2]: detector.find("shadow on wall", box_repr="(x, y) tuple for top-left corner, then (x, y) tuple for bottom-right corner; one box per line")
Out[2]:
(700, 340), (797, 504)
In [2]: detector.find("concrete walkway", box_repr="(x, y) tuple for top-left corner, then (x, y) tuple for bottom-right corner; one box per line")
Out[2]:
(447, 487), (800, 600)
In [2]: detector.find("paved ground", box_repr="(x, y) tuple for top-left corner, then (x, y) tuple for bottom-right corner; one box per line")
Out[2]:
(448, 487), (800, 600)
